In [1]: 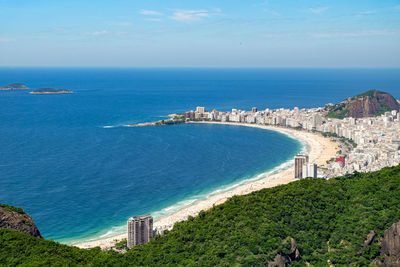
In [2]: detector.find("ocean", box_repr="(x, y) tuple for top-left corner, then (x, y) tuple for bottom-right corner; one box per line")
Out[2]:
(1, 68), (399, 243)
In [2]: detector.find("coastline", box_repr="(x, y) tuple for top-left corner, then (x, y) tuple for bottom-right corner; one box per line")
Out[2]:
(73, 121), (339, 249)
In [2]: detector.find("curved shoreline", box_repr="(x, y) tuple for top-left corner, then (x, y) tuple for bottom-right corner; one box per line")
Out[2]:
(73, 121), (339, 249)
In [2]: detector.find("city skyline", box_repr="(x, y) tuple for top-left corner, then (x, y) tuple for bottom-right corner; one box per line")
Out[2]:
(1, 0), (400, 67)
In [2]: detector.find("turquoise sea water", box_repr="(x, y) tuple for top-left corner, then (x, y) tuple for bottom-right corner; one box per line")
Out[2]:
(0, 68), (399, 243)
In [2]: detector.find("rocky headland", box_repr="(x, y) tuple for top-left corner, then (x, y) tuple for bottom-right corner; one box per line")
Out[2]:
(0, 203), (42, 238)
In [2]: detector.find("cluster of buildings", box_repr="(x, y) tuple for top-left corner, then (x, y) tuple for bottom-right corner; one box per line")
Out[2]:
(325, 110), (400, 177)
(185, 106), (400, 179)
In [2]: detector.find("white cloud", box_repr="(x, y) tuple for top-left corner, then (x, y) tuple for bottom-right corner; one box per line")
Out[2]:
(308, 6), (329, 14)
(252, 1), (269, 7)
(140, 9), (163, 16)
(0, 37), (14, 42)
(110, 22), (132, 27)
(145, 18), (163, 22)
(356, 10), (376, 16)
(90, 30), (109, 36)
(312, 30), (396, 39)
(116, 31), (129, 36)
(263, 9), (280, 16)
(170, 9), (218, 22)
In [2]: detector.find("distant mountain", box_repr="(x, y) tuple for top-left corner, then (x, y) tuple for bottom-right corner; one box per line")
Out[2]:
(0, 83), (29, 90)
(0, 203), (42, 238)
(326, 90), (400, 119)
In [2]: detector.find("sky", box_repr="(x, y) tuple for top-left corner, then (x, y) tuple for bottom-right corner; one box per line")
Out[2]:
(0, 0), (400, 67)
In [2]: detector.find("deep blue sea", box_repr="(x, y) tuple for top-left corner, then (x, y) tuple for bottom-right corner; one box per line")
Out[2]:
(1, 68), (399, 243)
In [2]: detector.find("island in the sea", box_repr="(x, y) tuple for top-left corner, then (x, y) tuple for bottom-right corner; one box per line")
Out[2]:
(29, 88), (74, 94)
(0, 83), (29, 90)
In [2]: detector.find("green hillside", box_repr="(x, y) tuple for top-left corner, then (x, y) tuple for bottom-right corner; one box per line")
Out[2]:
(1, 165), (400, 266)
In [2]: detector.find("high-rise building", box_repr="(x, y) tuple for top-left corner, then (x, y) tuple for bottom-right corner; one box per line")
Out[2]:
(252, 107), (257, 113)
(312, 115), (323, 129)
(196, 107), (206, 114)
(302, 163), (317, 178)
(127, 215), (153, 249)
(294, 154), (309, 179)
(184, 111), (195, 120)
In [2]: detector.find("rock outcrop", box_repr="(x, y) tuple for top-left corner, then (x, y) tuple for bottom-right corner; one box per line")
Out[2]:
(327, 90), (400, 119)
(373, 220), (400, 266)
(0, 204), (43, 238)
(268, 237), (300, 267)
(358, 230), (376, 254)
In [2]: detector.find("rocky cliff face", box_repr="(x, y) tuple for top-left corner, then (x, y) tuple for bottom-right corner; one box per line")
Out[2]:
(0, 204), (43, 238)
(327, 90), (400, 119)
(373, 220), (400, 266)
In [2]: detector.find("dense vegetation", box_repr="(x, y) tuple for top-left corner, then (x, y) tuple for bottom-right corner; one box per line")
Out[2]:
(356, 90), (382, 98)
(1, 165), (400, 266)
(326, 103), (349, 119)
(0, 204), (25, 214)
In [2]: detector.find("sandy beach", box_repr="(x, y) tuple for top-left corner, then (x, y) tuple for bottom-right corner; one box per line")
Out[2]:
(74, 122), (339, 249)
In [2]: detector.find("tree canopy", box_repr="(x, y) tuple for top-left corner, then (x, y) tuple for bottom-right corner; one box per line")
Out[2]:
(1, 165), (399, 266)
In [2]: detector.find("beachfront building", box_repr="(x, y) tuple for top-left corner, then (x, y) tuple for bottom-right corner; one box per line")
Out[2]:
(184, 111), (195, 120)
(196, 106), (206, 114)
(127, 215), (154, 249)
(302, 163), (317, 178)
(294, 154), (309, 179)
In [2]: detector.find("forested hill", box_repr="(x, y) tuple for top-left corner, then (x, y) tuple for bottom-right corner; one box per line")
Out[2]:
(1, 165), (400, 266)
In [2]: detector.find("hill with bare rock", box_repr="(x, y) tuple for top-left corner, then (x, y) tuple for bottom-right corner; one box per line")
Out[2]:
(326, 90), (400, 119)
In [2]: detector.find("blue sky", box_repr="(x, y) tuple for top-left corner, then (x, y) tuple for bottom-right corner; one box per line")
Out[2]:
(1, 0), (399, 67)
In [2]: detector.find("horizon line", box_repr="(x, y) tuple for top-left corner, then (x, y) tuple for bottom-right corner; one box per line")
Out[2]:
(1, 66), (400, 69)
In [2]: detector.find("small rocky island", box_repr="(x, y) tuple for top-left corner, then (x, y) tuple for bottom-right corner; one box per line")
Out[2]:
(0, 83), (29, 90)
(30, 88), (73, 94)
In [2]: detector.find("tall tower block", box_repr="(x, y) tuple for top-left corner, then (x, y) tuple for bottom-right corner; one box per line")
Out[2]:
(294, 154), (309, 179)
(127, 215), (153, 249)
